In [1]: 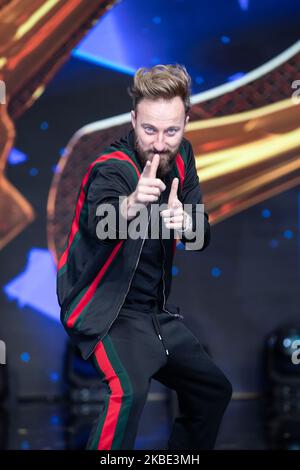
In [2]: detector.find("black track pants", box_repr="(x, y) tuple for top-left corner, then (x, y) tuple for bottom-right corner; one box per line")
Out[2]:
(86, 307), (232, 450)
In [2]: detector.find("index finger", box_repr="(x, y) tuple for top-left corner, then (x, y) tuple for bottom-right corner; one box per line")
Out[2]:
(148, 153), (160, 178)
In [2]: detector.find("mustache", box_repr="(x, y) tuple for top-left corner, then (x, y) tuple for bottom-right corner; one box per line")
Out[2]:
(148, 150), (172, 156)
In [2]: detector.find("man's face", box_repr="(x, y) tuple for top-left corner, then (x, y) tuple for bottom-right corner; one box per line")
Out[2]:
(131, 96), (189, 178)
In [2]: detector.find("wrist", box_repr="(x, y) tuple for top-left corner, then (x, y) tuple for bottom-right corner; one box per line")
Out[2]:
(121, 192), (137, 220)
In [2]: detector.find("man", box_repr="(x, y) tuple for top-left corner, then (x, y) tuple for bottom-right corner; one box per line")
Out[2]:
(57, 64), (232, 450)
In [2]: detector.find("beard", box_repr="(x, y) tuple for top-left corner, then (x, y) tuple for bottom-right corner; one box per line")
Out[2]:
(134, 132), (180, 178)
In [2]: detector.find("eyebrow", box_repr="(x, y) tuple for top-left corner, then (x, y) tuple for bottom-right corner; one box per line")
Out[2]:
(141, 123), (181, 131)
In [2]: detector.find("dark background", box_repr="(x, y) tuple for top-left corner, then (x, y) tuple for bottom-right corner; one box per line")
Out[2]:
(1, 0), (300, 449)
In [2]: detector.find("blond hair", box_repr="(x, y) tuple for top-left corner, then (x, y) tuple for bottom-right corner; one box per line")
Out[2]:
(129, 64), (191, 114)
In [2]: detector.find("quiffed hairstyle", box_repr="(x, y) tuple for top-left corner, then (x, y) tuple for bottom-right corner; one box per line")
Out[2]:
(128, 64), (192, 114)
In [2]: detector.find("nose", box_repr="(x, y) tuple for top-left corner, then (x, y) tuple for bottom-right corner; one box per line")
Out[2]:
(153, 133), (166, 152)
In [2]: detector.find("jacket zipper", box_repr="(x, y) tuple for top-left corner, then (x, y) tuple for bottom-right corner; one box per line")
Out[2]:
(160, 237), (184, 320)
(157, 187), (183, 321)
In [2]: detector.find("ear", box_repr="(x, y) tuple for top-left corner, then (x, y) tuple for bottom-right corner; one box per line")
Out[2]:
(131, 110), (136, 129)
(185, 114), (190, 127)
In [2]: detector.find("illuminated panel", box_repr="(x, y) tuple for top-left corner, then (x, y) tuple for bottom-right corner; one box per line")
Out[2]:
(4, 248), (60, 321)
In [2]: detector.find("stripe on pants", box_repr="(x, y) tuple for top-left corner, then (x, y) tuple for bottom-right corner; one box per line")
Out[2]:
(91, 335), (133, 450)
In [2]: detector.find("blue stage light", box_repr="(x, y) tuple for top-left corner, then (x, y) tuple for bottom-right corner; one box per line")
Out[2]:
(50, 415), (60, 425)
(8, 148), (28, 165)
(50, 372), (60, 383)
(40, 121), (49, 131)
(29, 168), (39, 176)
(261, 209), (271, 219)
(211, 267), (221, 278)
(172, 265), (179, 276)
(20, 440), (30, 450)
(195, 76), (204, 85)
(283, 230), (293, 240)
(221, 35), (231, 44)
(238, 0), (249, 11)
(20, 352), (30, 363)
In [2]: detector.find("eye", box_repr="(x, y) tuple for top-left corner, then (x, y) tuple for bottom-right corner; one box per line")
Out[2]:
(144, 126), (155, 134)
(166, 128), (177, 136)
